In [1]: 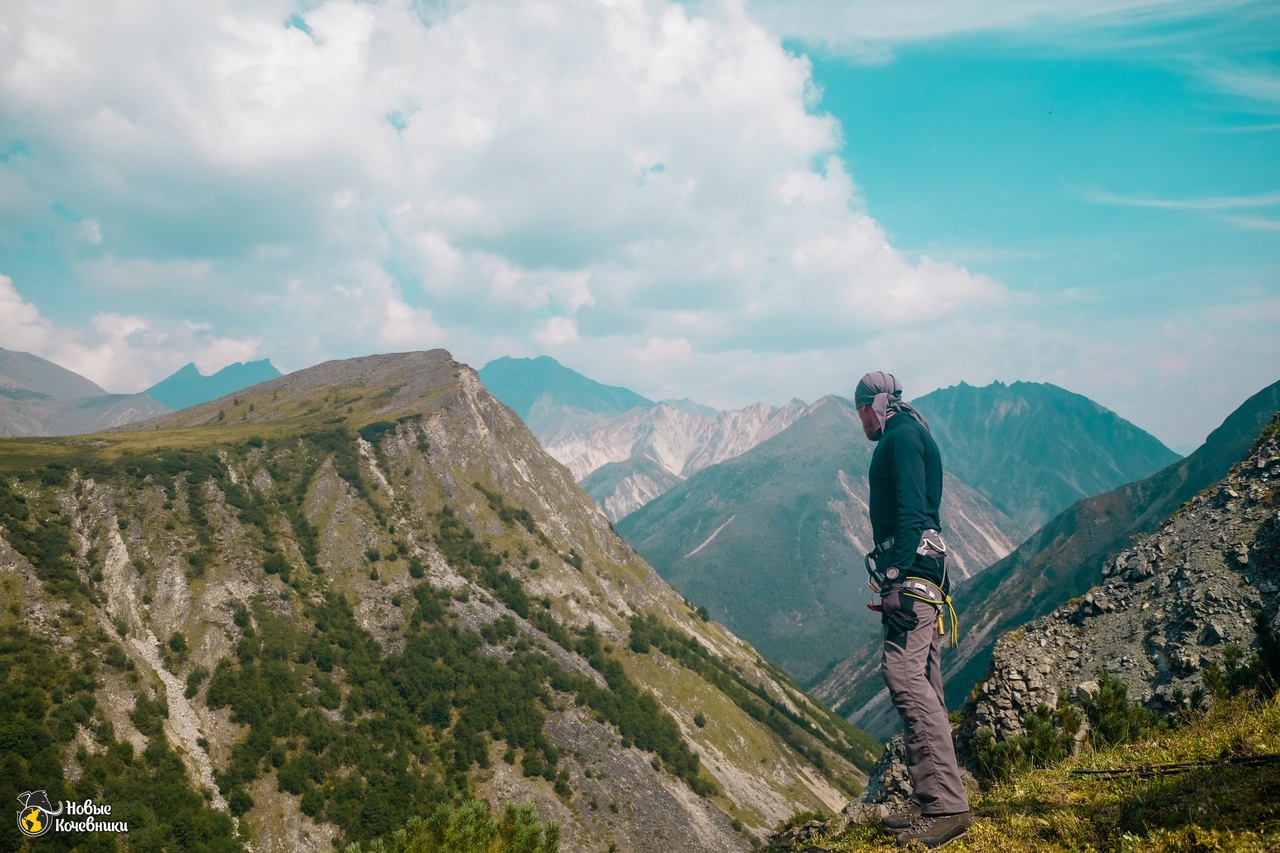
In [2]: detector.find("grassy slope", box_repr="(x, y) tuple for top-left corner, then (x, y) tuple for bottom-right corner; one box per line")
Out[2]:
(812, 694), (1280, 852)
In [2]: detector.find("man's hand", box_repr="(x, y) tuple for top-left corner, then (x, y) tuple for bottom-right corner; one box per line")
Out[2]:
(880, 584), (919, 633)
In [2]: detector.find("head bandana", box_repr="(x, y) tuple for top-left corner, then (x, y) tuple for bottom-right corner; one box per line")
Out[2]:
(854, 371), (930, 436)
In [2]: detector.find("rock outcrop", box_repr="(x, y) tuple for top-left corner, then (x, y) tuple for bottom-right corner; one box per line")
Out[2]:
(963, 414), (1280, 744)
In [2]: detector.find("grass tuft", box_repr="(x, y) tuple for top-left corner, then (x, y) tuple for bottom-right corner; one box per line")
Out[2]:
(818, 693), (1280, 852)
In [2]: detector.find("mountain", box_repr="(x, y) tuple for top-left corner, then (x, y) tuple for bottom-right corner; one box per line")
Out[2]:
(480, 356), (809, 522)
(960, 408), (1280, 752)
(616, 396), (1019, 687)
(816, 378), (1280, 738)
(1, 350), (878, 853)
(0, 346), (106, 398)
(478, 355), (653, 435)
(145, 359), (283, 411)
(0, 347), (171, 436)
(552, 400), (811, 521)
(914, 380), (1182, 534)
(579, 454), (685, 524)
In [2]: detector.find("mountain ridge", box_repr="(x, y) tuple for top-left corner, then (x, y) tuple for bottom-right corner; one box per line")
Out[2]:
(145, 359), (283, 411)
(2, 349), (876, 853)
(0, 348), (171, 437)
(816, 377), (1280, 738)
(914, 379), (1182, 533)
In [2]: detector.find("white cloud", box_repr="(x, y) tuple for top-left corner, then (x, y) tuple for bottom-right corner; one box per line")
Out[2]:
(1079, 187), (1280, 210)
(0, 0), (1005, 381)
(0, 0), (1268, 451)
(0, 274), (262, 392)
(533, 317), (580, 348)
(1203, 61), (1280, 106)
(744, 0), (1262, 58)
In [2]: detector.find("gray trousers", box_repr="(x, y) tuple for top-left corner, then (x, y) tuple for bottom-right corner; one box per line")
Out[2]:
(881, 596), (969, 815)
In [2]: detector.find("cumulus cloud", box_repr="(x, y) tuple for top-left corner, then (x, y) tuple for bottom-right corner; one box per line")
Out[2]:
(1, 0), (1265, 449)
(0, 275), (262, 392)
(0, 0), (1004, 392)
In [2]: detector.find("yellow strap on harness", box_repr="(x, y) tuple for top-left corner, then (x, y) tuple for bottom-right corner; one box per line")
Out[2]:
(902, 576), (960, 648)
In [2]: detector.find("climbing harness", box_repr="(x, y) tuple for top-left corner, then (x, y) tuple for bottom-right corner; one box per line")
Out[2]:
(865, 530), (961, 647)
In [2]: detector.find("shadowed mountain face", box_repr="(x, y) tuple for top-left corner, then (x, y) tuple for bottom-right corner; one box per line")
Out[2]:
(478, 355), (653, 435)
(817, 378), (1280, 739)
(617, 396), (1019, 687)
(144, 359), (282, 411)
(0, 348), (170, 436)
(914, 381), (1182, 535)
(3, 350), (879, 853)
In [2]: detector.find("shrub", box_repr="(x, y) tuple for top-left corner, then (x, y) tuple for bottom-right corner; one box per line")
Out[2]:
(341, 801), (559, 853)
(1081, 669), (1163, 750)
(1202, 612), (1280, 700)
(971, 691), (1082, 784)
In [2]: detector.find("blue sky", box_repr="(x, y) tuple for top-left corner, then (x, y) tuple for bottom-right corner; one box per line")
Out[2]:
(1, 0), (1277, 451)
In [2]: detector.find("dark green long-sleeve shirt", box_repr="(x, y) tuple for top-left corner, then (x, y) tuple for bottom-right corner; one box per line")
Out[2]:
(868, 412), (944, 586)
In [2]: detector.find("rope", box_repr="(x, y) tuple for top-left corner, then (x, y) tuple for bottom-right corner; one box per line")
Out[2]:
(1068, 753), (1280, 779)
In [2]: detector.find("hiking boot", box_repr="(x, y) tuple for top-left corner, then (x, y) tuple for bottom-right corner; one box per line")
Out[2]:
(880, 800), (922, 831)
(895, 811), (972, 848)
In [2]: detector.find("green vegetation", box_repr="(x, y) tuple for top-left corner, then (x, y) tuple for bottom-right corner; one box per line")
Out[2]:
(1203, 611), (1280, 701)
(560, 623), (714, 796)
(971, 692), (1083, 783)
(0, 474), (92, 605)
(628, 614), (878, 779)
(343, 800), (559, 853)
(474, 481), (540, 537)
(807, 692), (1280, 852)
(0, 623), (245, 853)
(194, 500), (725, 845)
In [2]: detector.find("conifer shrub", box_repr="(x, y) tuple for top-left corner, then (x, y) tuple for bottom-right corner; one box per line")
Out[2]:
(474, 482), (540, 535)
(1202, 611), (1280, 700)
(1081, 669), (1165, 749)
(342, 801), (559, 853)
(973, 671), (1165, 784)
(972, 693), (1081, 783)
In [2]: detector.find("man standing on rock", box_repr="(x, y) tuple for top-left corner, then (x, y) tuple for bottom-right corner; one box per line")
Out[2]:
(856, 371), (972, 848)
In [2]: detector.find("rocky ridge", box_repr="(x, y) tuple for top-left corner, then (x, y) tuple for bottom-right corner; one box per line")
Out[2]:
(2, 350), (876, 853)
(546, 399), (810, 522)
(963, 413), (1280, 743)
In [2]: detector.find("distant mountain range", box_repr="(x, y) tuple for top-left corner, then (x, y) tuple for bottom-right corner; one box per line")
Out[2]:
(815, 378), (1280, 738)
(144, 359), (282, 411)
(478, 355), (653, 435)
(481, 357), (1186, 692)
(913, 380), (1182, 533)
(0, 350), (284, 437)
(480, 356), (808, 521)
(616, 396), (1019, 686)
(0, 348), (170, 436)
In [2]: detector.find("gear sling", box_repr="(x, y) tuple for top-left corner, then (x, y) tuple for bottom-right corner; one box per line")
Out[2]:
(864, 529), (960, 647)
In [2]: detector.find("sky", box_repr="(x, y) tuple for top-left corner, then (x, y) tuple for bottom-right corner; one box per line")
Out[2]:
(1, 0), (1277, 452)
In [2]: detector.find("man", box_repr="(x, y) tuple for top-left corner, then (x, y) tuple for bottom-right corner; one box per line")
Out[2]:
(855, 371), (972, 849)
